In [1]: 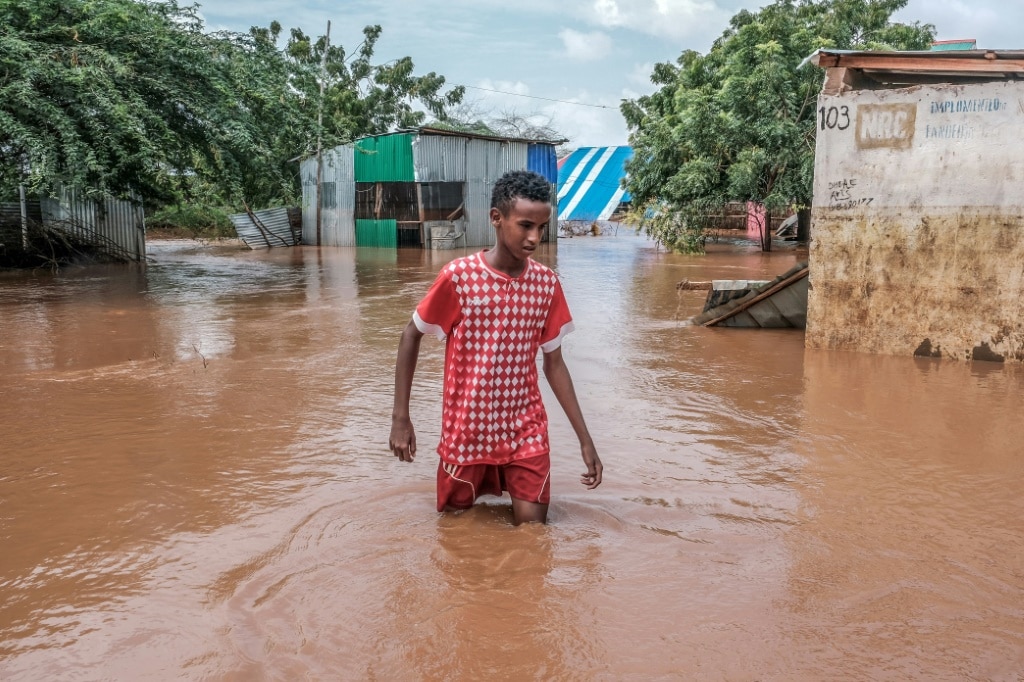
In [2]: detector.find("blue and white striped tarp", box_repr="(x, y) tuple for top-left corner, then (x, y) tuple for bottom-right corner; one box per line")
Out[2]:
(556, 146), (633, 221)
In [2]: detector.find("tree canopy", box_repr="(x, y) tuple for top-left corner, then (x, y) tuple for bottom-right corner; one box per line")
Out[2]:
(0, 0), (464, 207)
(621, 0), (935, 253)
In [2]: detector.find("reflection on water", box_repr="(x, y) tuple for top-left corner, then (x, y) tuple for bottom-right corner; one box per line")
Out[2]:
(1, 234), (1021, 680)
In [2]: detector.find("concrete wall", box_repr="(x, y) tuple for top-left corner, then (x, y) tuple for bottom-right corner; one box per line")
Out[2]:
(809, 79), (1024, 362)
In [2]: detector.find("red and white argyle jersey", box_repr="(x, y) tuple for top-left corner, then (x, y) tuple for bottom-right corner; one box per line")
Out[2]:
(413, 252), (574, 465)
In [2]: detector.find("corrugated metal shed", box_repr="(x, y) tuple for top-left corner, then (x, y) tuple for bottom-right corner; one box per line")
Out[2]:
(355, 134), (415, 182)
(464, 138), (503, 247)
(299, 128), (560, 249)
(557, 146), (632, 222)
(500, 141), (529, 177)
(527, 144), (558, 183)
(412, 135), (467, 181)
(301, 146), (356, 246)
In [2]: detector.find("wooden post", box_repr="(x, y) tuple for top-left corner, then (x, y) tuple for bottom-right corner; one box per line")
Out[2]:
(797, 207), (811, 243)
(416, 183), (426, 247)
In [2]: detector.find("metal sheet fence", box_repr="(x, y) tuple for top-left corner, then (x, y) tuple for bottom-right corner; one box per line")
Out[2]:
(229, 207), (300, 249)
(39, 188), (145, 261)
(0, 202), (25, 251)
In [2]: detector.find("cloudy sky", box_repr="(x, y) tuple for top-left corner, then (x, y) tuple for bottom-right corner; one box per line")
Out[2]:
(195, 0), (1018, 148)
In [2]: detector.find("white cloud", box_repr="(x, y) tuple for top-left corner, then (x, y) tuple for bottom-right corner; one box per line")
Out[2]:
(627, 62), (656, 88)
(559, 28), (614, 62)
(594, 0), (623, 27)
(895, 1), (1011, 48)
(465, 79), (627, 146)
(475, 78), (532, 98)
(586, 0), (729, 43)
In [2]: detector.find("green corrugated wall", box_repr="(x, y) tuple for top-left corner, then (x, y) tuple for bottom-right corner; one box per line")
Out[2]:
(354, 135), (415, 182)
(355, 219), (397, 247)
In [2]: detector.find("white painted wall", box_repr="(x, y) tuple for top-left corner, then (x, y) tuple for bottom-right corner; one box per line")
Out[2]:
(813, 81), (1024, 211)
(809, 78), (1024, 362)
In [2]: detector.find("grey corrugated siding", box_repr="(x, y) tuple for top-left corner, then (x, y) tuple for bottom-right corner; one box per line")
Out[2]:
(0, 199), (44, 255)
(229, 207), (298, 249)
(500, 142), (529, 176)
(464, 139), (503, 248)
(301, 156), (317, 244)
(463, 179), (492, 248)
(100, 194), (146, 259)
(412, 135), (467, 182)
(40, 187), (145, 261)
(301, 145), (356, 247)
(0, 203), (23, 250)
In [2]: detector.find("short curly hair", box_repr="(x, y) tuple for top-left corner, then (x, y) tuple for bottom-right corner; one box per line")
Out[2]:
(491, 170), (551, 215)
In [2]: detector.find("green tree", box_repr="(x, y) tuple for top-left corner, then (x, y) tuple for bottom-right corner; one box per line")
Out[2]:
(621, 0), (935, 253)
(219, 21), (464, 208)
(0, 1), (465, 212)
(278, 23), (463, 146)
(0, 0), (263, 202)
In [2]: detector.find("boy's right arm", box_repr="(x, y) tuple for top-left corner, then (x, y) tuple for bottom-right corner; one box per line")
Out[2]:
(390, 320), (424, 462)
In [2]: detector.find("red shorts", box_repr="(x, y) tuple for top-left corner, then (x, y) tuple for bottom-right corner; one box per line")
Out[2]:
(436, 454), (551, 511)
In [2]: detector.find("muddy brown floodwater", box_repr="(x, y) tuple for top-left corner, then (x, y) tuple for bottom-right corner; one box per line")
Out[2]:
(1, 233), (1022, 681)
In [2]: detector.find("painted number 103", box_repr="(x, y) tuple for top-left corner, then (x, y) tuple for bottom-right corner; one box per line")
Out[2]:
(819, 105), (851, 130)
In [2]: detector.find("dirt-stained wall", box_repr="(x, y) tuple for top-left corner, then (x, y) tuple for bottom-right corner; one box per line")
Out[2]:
(809, 79), (1024, 362)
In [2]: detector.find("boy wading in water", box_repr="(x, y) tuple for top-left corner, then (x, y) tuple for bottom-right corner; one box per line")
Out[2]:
(389, 170), (602, 525)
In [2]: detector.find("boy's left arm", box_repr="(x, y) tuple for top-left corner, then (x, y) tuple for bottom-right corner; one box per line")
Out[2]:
(542, 347), (603, 489)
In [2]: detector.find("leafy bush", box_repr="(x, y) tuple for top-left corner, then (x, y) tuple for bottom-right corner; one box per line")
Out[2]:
(146, 204), (236, 238)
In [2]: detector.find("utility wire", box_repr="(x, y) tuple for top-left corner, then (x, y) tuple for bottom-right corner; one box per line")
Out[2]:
(460, 84), (615, 109)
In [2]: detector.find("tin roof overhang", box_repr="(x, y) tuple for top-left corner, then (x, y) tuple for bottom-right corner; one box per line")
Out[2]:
(803, 48), (1024, 84)
(415, 126), (567, 146)
(354, 127), (565, 146)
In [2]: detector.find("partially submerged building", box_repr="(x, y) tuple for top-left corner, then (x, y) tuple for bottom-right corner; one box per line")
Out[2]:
(806, 49), (1024, 363)
(300, 128), (560, 249)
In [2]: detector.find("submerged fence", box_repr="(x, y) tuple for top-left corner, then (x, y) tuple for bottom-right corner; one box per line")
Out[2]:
(1, 187), (146, 265)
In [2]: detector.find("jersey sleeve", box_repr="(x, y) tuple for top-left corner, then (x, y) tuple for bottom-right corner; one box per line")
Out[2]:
(539, 278), (575, 353)
(413, 271), (462, 340)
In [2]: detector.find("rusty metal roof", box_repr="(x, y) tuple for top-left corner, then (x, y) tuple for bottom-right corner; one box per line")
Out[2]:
(804, 49), (1024, 76)
(414, 126), (566, 146)
(803, 49), (1024, 87)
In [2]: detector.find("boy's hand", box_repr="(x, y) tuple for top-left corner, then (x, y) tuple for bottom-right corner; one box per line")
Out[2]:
(580, 442), (602, 489)
(390, 416), (417, 462)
